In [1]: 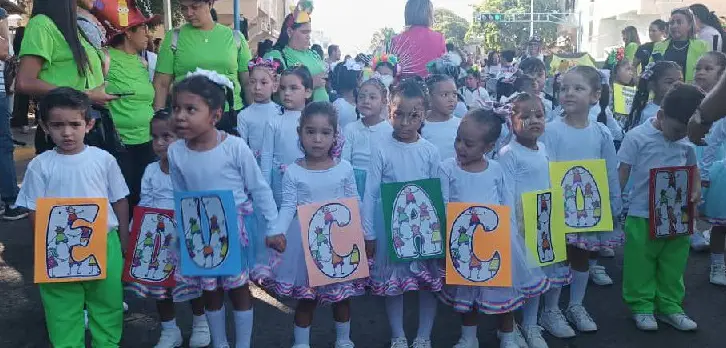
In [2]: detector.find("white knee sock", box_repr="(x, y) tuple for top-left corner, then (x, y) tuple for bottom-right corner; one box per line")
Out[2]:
(416, 291), (437, 340)
(233, 309), (253, 348)
(205, 307), (229, 348)
(711, 253), (725, 265)
(588, 258), (598, 268)
(569, 270), (589, 307)
(461, 325), (477, 340)
(522, 295), (540, 327)
(385, 295), (405, 339)
(544, 287), (562, 311)
(335, 320), (351, 342)
(293, 325), (310, 345)
(160, 318), (178, 330)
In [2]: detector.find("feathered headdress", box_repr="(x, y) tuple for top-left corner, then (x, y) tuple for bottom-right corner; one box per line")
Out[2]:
(248, 57), (283, 75)
(371, 53), (400, 75)
(606, 47), (625, 67)
(288, 0), (313, 27)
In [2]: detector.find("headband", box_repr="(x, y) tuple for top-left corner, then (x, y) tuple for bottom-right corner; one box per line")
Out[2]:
(606, 47), (625, 67)
(344, 58), (364, 71)
(288, 0), (313, 28)
(248, 57), (282, 74)
(371, 54), (400, 72)
(186, 68), (234, 91)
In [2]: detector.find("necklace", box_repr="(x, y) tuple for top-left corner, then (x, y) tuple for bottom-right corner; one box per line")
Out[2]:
(671, 41), (689, 51)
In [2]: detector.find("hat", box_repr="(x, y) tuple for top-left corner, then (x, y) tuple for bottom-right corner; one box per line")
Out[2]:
(92, 0), (161, 42)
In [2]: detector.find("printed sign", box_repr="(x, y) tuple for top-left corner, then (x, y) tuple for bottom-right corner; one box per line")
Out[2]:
(122, 207), (177, 287)
(649, 166), (695, 239)
(549, 160), (613, 233)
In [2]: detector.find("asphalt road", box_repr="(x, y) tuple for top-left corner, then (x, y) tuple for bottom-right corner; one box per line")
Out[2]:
(2, 131), (725, 347)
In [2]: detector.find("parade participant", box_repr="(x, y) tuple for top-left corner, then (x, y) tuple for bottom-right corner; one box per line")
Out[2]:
(634, 20), (667, 72)
(541, 66), (622, 337)
(16, 87), (129, 347)
(438, 107), (549, 348)
(265, 1), (329, 102)
(129, 109), (211, 348)
(618, 83), (703, 332)
(153, 0), (253, 134)
(650, 8), (708, 84)
(422, 74), (460, 159)
(362, 78), (442, 348)
(499, 93), (570, 348)
(331, 58), (364, 127)
(259, 66), (311, 206)
(459, 66), (491, 110)
(626, 61), (683, 131)
(371, 53), (399, 90)
(167, 70), (278, 348)
(259, 102), (363, 348)
(237, 57), (283, 164)
(622, 26), (641, 63)
(690, 4), (724, 52)
(390, 0), (445, 78)
(94, 0), (161, 211)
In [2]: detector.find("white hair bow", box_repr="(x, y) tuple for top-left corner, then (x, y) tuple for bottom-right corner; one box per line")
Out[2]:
(186, 68), (234, 91)
(344, 58), (363, 71)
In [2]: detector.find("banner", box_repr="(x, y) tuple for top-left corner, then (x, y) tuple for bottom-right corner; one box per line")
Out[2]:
(122, 206), (177, 287)
(649, 166), (696, 239)
(549, 160), (613, 232)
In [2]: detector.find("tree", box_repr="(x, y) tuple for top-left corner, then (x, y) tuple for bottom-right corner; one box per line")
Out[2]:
(369, 27), (398, 54)
(433, 8), (470, 48)
(467, 0), (560, 52)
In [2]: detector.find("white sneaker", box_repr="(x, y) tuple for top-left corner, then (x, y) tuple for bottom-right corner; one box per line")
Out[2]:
(335, 340), (355, 348)
(500, 339), (519, 348)
(154, 326), (183, 348)
(291, 345), (310, 348)
(656, 313), (697, 331)
(497, 327), (526, 348)
(123, 301), (129, 312)
(521, 325), (549, 348)
(589, 265), (613, 286)
(390, 337), (408, 348)
(709, 264), (726, 286)
(633, 314), (658, 331)
(189, 321), (211, 348)
(538, 308), (576, 338)
(452, 337), (478, 348)
(565, 305), (598, 332)
(411, 337), (432, 348)
(599, 247), (615, 258)
(690, 231), (710, 251)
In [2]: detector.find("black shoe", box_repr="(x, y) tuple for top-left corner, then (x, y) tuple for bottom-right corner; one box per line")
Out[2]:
(2, 206), (29, 221)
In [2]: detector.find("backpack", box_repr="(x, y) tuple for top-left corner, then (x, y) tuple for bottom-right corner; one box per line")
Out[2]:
(169, 28), (244, 136)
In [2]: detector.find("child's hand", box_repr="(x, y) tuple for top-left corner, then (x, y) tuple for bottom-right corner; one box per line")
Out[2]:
(365, 240), (376, 259)
(702, 180), (710, 188)
(266, 234), (287, 253)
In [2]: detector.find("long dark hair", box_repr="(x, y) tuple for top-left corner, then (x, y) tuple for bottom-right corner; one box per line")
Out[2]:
(273, 14), (305, 51)
(690, 4), (726, 51)
(626, 61), (682, 130)
(32, 0), (88, 76)
(622, 26), (641, 45)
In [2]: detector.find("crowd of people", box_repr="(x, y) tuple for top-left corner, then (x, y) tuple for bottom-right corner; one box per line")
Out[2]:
(2, 0), (726, 348)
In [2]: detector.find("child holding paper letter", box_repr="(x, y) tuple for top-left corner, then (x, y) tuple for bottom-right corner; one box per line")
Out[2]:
(499, 93), (570, 348)
(540, 66), (622, 336)
(127, 110), (211, 348)
(168, 70), (278, 348)
(618, 84), (703, 332)
(16, 88), (130, 347)
(259, 102), (364, 348)
(440, 107), (549, 348)
(362, 78), (442, 348)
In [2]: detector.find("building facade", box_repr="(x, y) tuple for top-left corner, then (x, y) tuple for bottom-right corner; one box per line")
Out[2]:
(214, 0), (293, 53)
(576, 0), (726, 60)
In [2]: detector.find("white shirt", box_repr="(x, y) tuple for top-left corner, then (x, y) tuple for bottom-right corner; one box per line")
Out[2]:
(549, 105), (623, 140)
(138, 161), (174, 210)
(237, 102), (281, 159)
(168, 135), (278, 228)
(362, 136), (441, 240)
(460, 87), (491, 109)
(421, 117), (461, 160)
(542, 119), (622, 215)
(498, 140), (551, 199)
(341, 119), (393, 170)
(699, 25), (723, 52)
(453, 101), (468, 118)
(260, 110), (304, 183)
(700, 118), (726, 180)
(639, 102), (661, 127)
(145, 50), (157, 81)
(617, 119), (697, 218)
(273, 160), (359, 236)
(16, 146), (129, 230)
(333, 98), (358, 128)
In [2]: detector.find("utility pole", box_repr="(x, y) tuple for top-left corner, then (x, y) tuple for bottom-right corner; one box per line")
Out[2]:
(233, 0), (240, 30)
(530, 0), (534, 38)
(163, 0), (172, 30)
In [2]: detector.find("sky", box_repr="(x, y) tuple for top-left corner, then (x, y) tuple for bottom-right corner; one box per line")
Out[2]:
(312, 0), (478, 54)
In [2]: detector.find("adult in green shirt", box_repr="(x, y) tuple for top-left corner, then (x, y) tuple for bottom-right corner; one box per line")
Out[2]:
(621, 26), (641, 64)
(153, 0), (252, 134)
(94, 0), (160, 210)
(16, 0), (117, 154)
(265, 6), (328, 102)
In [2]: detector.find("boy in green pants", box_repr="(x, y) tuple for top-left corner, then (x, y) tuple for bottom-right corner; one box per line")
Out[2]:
(617, 83), (702, 332)
(15, 88), (130, 347)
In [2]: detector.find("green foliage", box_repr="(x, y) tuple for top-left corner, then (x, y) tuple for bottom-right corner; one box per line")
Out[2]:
(149, 0), (183, 27)
(432, 8), (470, 48)
(369, 27), (398, 54)
(468, 0), (560, 51)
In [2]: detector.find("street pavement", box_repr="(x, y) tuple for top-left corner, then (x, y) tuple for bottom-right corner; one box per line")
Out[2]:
(1, 129), (725, 347)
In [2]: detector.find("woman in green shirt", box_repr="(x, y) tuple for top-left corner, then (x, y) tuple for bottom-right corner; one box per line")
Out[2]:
(93, 0), (160, 209)
(622, 26), (641, 64)
(265, 2), (328, 102)
(153, 0), (252, 134)
(17, 0), (118, 153)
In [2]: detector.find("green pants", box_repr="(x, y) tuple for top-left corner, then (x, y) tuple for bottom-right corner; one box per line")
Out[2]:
(40, 230), (123, 348)
(622, 217), (689, 314)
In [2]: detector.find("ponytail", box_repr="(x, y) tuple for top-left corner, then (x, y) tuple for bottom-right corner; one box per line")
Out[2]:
(598, 83), (610, 125)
